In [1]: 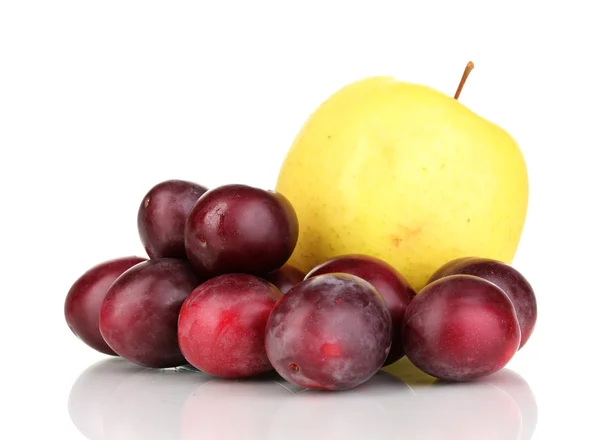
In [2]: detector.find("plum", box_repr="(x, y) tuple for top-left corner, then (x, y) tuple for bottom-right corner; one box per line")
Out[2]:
(402, 274), (521, 381)
(99, 258), (199, 368)
(184, 184), (298, 278)
(64, 256), (146, 355)
(428, 257), (537, 348)
(265, 273), (392, 391)
(306, 254), (415, 365)
(137, 179), (208, 259)
(178, 274), (283, 378)
(262, 264), (305, 294)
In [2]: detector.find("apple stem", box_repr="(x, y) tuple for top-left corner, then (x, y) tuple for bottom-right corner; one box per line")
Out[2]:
(454, 61), (475, 100)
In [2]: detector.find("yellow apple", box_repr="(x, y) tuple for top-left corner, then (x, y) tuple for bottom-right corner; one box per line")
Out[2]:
(275, 65), (528, 291)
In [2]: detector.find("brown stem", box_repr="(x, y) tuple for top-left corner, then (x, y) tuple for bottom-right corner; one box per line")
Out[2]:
(454, 61), (475, 100)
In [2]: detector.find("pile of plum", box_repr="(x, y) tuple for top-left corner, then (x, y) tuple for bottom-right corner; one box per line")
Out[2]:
(64, 179), (537, 391)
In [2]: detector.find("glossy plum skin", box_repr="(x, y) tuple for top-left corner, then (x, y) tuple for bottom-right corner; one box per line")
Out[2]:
(184, 184), (299, 278)
(306, 254), (416, 366)
(178, 274), (282, 378)
(137, 179), (208, 259)
(402, 275), (521, 382)
(64, 256), (147, 355)
(428, 257), (537, 348)
(262, 264), (306, 294)
(99, 258), (199, 368)
(265, 273), (392, 391)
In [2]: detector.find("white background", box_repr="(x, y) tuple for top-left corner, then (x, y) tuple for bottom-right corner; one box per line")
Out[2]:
(1, 1), (598, 439)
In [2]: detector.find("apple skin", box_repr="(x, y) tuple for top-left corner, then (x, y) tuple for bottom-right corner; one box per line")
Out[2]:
(428, 257), (537, 349)
(305, 254), (415, 365)
(275, 77), (528, 292)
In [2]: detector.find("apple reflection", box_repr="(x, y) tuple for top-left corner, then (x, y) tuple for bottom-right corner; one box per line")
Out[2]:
(68, 359), (536, 440)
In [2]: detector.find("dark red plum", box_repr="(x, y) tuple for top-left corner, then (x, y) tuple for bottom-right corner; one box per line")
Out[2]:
(306, 254), (416, 366)
(402, 275), (520, 381)
(99, 258), (199, 368)
(64, 256), (147, 355)
(428, 257), (537, 348)
(265, 273), (392, 391)
(137, 179), (208, 259)
(263, 264), (305, 294)
(184, 184), (299, 278)
(178, 274), (282, 378)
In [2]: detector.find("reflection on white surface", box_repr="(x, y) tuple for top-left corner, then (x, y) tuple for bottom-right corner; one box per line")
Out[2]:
(68, 359), (537, 440)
